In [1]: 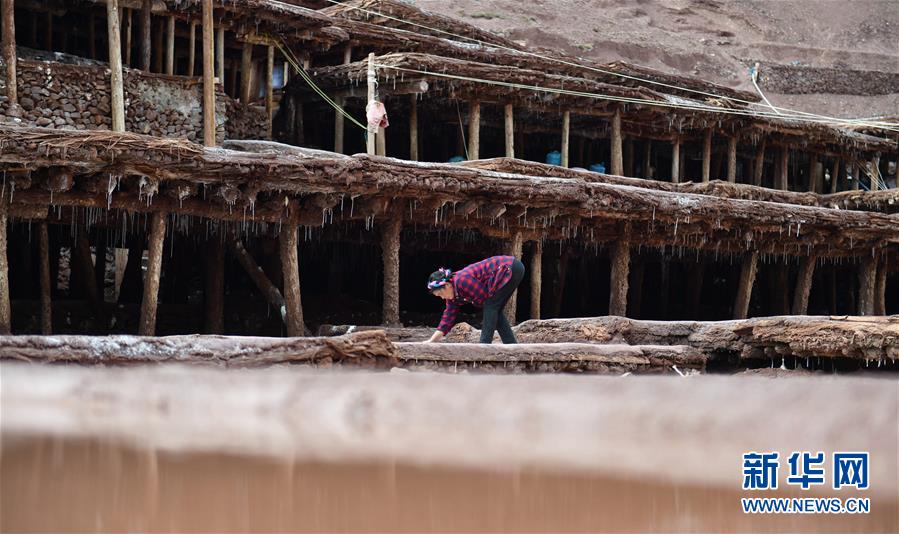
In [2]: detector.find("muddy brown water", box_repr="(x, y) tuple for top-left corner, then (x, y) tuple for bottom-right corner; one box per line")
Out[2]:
(1, 434), (894, 533)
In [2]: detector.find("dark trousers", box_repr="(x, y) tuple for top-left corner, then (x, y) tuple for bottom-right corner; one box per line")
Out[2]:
(480, 259), (525, 344)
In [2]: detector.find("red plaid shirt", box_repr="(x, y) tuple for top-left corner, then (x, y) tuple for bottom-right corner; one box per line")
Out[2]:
(436, 255), (515, 335)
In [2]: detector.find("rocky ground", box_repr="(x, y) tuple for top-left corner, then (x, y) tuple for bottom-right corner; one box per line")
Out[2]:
(413, 0), (899, 117)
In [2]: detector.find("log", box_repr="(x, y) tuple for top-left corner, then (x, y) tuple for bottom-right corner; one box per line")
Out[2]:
(467, 100), (480, 160)
(73, 231), (104, 322)
(733, 251), (758, 320)
(333, 96), (345, 153)
(240, 41), (252, 102)
(623, 138), (634, 177)
(409, 95), (419, 161)
(726, 136), (737, 183)
(106, 0), (126, 132)
(610, 108), (622, 176)
(38, 222), (51, 334)
(394, 342), (706, 374)
(231, 240), (286, 322)
(266, 45), (274, 139)
(608, 228), (630, 317)
(203, 237), (225, 334)
(753, 139), (765, 186)
(0, 331), (396, 368)
(874, 260), (887, 316)
(561, 111), (570, 168)
(279, 223), (304, 336)
(830, 158), (840, 194)
(777, 146), (789, 191)
(202, 0), (216, 146)
(857, 256), (877, 316)
(530, 240), (542, 320)
(0, 200), (9, 334)
(791, 254), (817, 315)
(381, 216), (401, 326)
(2, 0), (18, 112)
(505, 231), (523, 325)
(138, 212), (166, 335)
(642, 140), (652, 179)
(701, 130), (712, 183)
(216, 26), (225, 87)
(376, 125), (386, 157)
(670, 138), (680, 183)
(504, 103), (514, 158)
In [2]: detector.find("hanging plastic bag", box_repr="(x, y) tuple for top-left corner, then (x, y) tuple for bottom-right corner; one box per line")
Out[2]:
(366, 100), (389, 129)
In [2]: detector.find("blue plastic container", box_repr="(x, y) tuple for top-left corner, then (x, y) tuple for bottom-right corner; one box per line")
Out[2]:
(545, 151), (562, 166)
(448, 155), (466, 163)
(589, 162), (606, 173)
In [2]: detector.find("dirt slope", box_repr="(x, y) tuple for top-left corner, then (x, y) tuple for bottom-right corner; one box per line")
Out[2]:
(412, 0), (899, 117)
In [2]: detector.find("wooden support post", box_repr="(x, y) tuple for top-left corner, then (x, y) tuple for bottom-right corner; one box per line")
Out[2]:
(777, 146), (789, 190)
(2, 0), (18, 113)
(0, 201), (9, 334)
(165, 15), (174, 75)
(38, 222), (51, 334)
(467, 99), (480, 160)
(201, 0), (216, 147)
(671, 138), (680, 183)
(203, 237), (224, 334)
(608, 226), (630, 317)
(791, 254), (817, 315)
(106, 0), (126, 132)
(333, 96), (345, 153)
(124, 8), (132, 67)
(265, 45), (274, 139)
(701, 129), (712, 183)
(611, 108), (623, 176)
(857, 257), (876, 316)
(138, 212), (166, 335)
(381, 216), (401, 326)
(733, 251), (758, 320)
(231, 240), (286, 322)
(187, 20), (197, 76)
(279, 223), (304, 337)
(829, 157), (840, 193)
(852, 161), (860, 190)
(409, 95), (419, 161)
(808, 154), (819, 193)
(561, 111), (570, 168)
(727, 136), (737, 183)
(74, 231), (104, 322)
(376, 126), (386, 156)
(530, 241), (542, 320)
(504, 103), (514, 158)
(216, 26), (225, 87)
(753, 139), (766, 186)
(239, 41), (252, 102)
(366, 53), (376, 155)
(152, 16), (163, 72)
(140, 0), (151, 70)
(642, 140), (652, 179)
(874, 259), (887, 316)
(505, 231), (523, 325)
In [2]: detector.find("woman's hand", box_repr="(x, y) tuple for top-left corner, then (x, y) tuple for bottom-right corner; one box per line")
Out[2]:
(424, 330), (445, 343)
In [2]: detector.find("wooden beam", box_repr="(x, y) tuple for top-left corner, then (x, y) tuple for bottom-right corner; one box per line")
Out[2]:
(561, 111), (570, 168)
(203, 237), (224, 334)
(753, 139), (765, 186)
(857, 256), (876, 316)
(727, 135), (737, 183)
(530, 240), (542, 320)
(608, 226), (630, 316)
(333, 96), (345, 153)
(791, 253), (817, 315)
(376, 126), (386, 156)
(165, 15), (175, 75)
(874, 259), (887, 316)
(38, 222), (51, 334)
(231, 240), (287, 323)
(0, 200), (10, 334)
(733, 251), (758, 319)
(239, 41), (252, 102)
(409, 95), (419, 161)
(642, 140), (652, 179)
(808, 154), (820, 193)
(381, 216), (401, 326)
(366, 53), (376, 155)
(266, 45), (274, 139)
(106, 0), (126, 132)
(216, 26), (225, 87)
(467, 100), (480, 160)
(671, 137), (680, 183)
(1, 0), (18, 112)
(777, 146), (789, 190)
(611, 108), (623, 176)
(187, 20), (196, 76)
(279, 223), (305, 337)
(138, 212), (166, 335)
(505, 231), (523, 325)
(202, 0), (216, 147)
(73, 231), (104, 323)
(504, 103), (514, 158)
(701, 129), (712, 183)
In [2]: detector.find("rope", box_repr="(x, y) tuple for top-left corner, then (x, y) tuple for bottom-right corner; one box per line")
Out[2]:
(454, 100), (469, 160)
(323, 0), (899, 132)
(273, 39), (368, 131)
(749, 63), (782, 116)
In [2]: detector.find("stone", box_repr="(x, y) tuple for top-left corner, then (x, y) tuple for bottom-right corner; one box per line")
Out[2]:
(20, 97), (34, 110)
(36, 117), (52, 126)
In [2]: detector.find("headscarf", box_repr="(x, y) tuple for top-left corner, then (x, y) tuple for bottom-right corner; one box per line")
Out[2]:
(427, 268), (453, 291)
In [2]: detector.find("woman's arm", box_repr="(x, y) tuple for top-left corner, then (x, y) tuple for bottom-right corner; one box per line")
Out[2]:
(424, 330), (445, 343)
